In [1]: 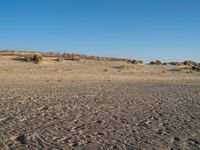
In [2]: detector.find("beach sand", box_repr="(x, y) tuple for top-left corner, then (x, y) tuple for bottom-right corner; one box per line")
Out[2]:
(0, 56), (200, 149)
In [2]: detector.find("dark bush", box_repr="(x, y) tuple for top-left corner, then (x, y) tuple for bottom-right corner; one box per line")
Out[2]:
(149, 60), (161, 65)
(129, 59), (143, 64)
(155, 60), (162, 65)
(192, 66), (200, 72)
(162, 62), (168, 65)
(168, 62), (183, 66)
(183, 60), (196, 66)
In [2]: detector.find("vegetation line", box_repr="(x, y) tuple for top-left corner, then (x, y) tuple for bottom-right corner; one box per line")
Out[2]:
(0, 50), (132, 62)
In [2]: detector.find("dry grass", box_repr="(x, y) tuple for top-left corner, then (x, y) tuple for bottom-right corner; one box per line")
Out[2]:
(56, 58), (64, 62)
(24, 55), (33, 62)
(33, 55), (43, 64)
(24, 55), (43, 64)
(129, 60), (143, 65)
(183, 60), (198, 66)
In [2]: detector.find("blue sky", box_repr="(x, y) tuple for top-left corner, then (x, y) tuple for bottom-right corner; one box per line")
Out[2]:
(0, 0), (200, 62)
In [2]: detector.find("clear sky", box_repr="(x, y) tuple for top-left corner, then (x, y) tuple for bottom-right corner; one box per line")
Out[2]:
(0, 0), (200, 62)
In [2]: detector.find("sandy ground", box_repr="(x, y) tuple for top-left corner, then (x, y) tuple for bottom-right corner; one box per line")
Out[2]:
(0, 56), (200, 149)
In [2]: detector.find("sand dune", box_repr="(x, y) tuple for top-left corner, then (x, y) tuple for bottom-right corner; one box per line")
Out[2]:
(0, 56), (200, 149)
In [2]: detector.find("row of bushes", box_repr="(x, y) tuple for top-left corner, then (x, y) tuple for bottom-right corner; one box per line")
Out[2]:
(24, 55), (80, 64)
(22, 54), (200, 72)
(148, 60), (200, 72)
(1, 50), (131, 62)
(44, 52), (130, 62)
(149, 60), (199, 66)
